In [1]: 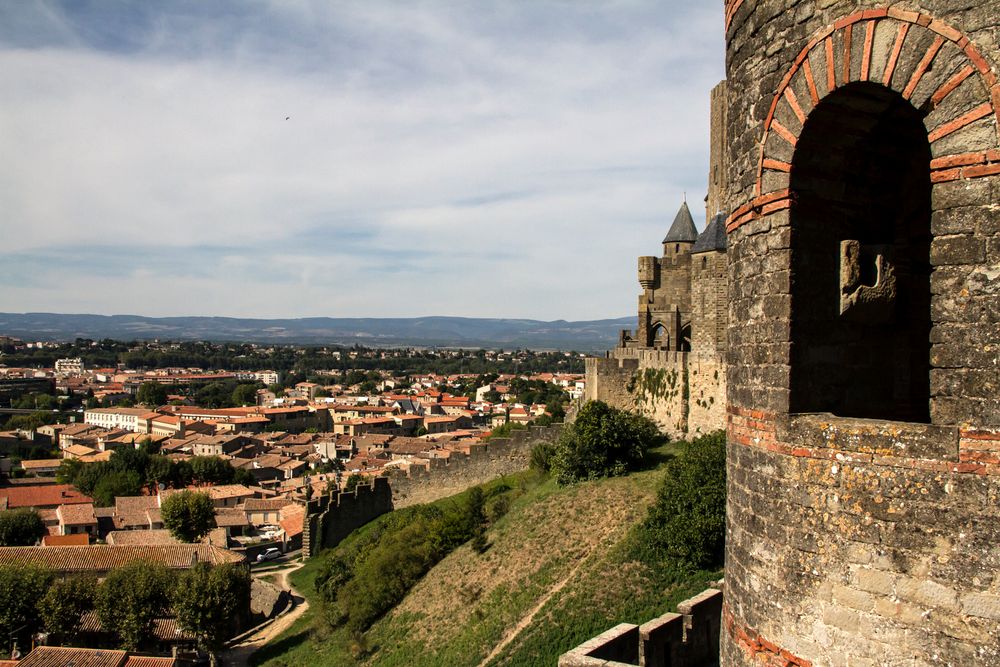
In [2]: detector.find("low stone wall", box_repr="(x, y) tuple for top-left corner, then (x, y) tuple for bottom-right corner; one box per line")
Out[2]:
(388, 423), (564, 508)
(250, 577), (290, 620)
(559, 588), (723, 667)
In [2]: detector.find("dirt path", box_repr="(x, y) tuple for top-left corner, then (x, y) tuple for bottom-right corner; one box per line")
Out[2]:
(223, 562), (309, 667)
(475, 525), (621, 667)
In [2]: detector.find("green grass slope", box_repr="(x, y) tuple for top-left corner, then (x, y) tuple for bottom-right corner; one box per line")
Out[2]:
(253, 444), (721, 667)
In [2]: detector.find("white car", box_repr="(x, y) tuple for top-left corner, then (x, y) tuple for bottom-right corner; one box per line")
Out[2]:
(256, 547), (282, 563)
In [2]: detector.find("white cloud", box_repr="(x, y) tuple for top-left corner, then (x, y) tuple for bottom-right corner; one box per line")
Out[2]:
(0, 1), (725, 321)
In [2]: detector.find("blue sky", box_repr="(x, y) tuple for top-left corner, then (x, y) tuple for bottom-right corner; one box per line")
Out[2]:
(0, 1), (725, 321)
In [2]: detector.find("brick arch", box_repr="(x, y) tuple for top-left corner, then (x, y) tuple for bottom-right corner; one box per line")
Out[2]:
(727, 8), (1000, 233)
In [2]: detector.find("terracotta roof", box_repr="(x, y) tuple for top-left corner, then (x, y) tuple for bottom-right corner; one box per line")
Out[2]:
(0, 484), (93, 509)
(58, 502), (97, 525)
(106, 530), (182, 546)
(115, 495), (159, 528)
(19, 458), (61, 470)
(18, 646), (127, 667)
(124, 657), (177, 667)
(78, 612), (194, 643)
(214, 508), (249, 527)
(42, 533), (90, 546)
(279, 505), (305, 538)
(0, 545), (243, 571)
(244, 498), (295, 512)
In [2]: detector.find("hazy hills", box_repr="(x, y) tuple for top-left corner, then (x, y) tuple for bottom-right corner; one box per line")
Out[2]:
(0, 312), (634, 351)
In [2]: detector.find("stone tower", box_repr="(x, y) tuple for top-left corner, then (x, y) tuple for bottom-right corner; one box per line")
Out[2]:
(722, 1), (1000, 665)
(637, 202), (699, 351)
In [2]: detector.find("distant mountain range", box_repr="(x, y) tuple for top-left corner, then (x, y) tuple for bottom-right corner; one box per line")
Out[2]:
(0, 312), (634, 351)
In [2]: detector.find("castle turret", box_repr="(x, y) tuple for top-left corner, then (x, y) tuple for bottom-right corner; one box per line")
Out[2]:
(662, 201), (698, 256)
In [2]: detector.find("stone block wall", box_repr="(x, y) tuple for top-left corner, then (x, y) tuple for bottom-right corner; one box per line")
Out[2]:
(303, 424), (564, 556)
(722, 1), (1000, 664)
(690, 249), (728, 355)
(388, 423), (563, 508)
(558, 588), (723, 667)
(687, 354), (726, 437)
(587, 350), (726, 439)
(303, 476), (393, 557)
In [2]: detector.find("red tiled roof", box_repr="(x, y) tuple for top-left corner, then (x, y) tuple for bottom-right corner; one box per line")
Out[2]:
(124, 657), (177, 667)
(42, 533), (90, 546)
(0, 484), (92, 509)
(58, 502), (97, 525)
(0, 544), (244, 571)
(18, 646), (127, 667)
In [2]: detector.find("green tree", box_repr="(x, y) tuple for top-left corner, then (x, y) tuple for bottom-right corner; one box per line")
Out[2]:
(136, 382), (168, 407)
(639, 431), (727, 569)
(92, 470), (142, 506)
(0, 509), (46, 546)
(190, 456), (233, 485)
(96, 561), (172, 650)
(231, 382), (260, 407)
(161, 490), (215, 543)
(0, 563), (52, 643)
(172, 563), (250, 657)
(343, 473), (364, 493)
(551, 400), (661, 485)
(39, 576), (97, 642)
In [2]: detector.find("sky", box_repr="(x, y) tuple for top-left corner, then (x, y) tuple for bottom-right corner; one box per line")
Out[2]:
(0, 0), (725, 322)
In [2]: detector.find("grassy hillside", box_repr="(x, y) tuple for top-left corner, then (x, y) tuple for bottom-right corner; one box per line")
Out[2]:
(253, 443), (722, 667)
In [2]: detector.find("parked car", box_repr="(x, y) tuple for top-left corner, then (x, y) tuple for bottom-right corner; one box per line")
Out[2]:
(256, 547), (282, 563)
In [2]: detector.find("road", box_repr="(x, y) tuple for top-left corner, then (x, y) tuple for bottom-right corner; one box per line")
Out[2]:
(223, 561), (309, 667)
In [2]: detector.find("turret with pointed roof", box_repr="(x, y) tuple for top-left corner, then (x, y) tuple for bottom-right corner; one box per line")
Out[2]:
(662, 201), (699, 254)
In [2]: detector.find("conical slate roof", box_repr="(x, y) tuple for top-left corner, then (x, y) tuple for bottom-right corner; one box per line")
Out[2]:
(663, 201), (699, 243)
(692, 212), (728, 253)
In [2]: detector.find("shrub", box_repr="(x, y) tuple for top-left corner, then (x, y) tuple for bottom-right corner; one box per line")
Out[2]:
(0, 508), (46, 546)
(161, 490), (215, 543)
(638, 431), (727, 570)
(551, 400), (662, 484)
(529, 442), (556, 473)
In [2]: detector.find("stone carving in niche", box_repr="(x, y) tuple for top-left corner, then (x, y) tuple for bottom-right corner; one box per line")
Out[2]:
(839, 239), (897, 321)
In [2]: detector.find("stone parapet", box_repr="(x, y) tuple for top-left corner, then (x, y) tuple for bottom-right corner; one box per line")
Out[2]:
(559, 589), (723, 667)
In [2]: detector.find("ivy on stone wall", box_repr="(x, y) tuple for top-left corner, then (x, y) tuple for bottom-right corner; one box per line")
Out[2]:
(626, 368), (680, 407)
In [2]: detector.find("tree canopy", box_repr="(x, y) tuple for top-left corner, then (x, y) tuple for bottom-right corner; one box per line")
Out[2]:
(0, 509), (46, 546)
(172, 563), (250, 653)
(551, 400), (662, 484)
(161, 490), (215, 543)
(96, 560), (172, 650)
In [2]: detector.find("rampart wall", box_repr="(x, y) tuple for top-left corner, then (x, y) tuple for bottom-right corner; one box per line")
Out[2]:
(303, 423), (564, 556)
(585, 350), (726, 438)
(559, 588), (723, 667)
(388, 422), (563, 508)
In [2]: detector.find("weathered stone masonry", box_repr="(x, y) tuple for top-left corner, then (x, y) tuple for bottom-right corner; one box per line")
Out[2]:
(722, 2), (1000, 666)
(302, 423), (564, 557)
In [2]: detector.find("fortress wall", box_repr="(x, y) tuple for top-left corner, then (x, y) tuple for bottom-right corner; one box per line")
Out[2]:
(304, 424), (564, 555)
(388, 423), (563, 508)
(587, 350), (725, 439)
(559, 589), (723, 667)
(687, 353), (726, 437)
(723, 1), (1000, 664)
(631, 350), (689, 438)
(304, 476), (393, 557)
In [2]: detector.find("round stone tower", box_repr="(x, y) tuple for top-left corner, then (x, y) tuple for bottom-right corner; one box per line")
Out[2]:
(722, 1), (1000, 665)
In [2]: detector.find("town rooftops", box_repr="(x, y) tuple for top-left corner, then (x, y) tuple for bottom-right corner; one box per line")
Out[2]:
(0, 484), (93, 509)
(0, 544), (243, 572)
(17, 646), (128, 667)
(244, 498), (295, 512)
(663, 201), (699, 244)
(58, 502), (97, 525)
